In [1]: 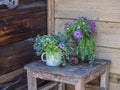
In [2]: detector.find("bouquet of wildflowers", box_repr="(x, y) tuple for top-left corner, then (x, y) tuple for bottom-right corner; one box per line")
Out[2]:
(33, 33), (73, 65)
(65, 17), (97, 62)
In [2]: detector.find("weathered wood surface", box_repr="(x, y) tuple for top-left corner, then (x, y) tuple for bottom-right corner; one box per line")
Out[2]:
(48, 0), (55, 34)
(25, 59), (110, 90)
(0, 68), (25, 84)
(0, 0), (47, 75)
(0, 68), (47, 90)
(0, 40), (35, 75)
(0, 1), (47, 46)
(0, 12), (47, 46)
(100, 64), (110, 90)
(25, 59), (110, 84)
(0, 70), (27, 90)
(27, 71), (37, 90)
(55, 0), (120, 22)
(0, 0), (47, 89)
(96, 47), (120, 74)
(38, 81), (58, 90)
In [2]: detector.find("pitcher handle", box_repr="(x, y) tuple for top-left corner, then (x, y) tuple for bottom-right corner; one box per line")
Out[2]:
(41, 52), (46, 62)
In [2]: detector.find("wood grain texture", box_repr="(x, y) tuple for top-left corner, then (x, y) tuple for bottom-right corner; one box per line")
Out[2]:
(96, 47), (120, 74)
(0, 68), (25, 84)
(0, 40), (35, 75)
(0, 71), (27, 90)
(109, 82), (120, 90)
(0, 3), (47, 18)
(25, 59), (110, 85)
(0, 0), (47, 89)
(27, 71), (37, 90)
(55, 0), (120, 22)
(0, 10), (47, 46)
(48, 0), (55, 34)
(100, 65), (110, 90)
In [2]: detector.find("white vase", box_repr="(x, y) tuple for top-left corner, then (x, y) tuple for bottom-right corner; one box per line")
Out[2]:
(41, 52), (62, 66)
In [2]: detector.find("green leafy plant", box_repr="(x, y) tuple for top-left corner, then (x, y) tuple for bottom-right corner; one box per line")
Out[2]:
(65, 17), (97, 63)
(33, 33), (73, 65)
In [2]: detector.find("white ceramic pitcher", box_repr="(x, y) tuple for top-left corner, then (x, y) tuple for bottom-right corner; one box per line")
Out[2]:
(41, 52), (62, 66)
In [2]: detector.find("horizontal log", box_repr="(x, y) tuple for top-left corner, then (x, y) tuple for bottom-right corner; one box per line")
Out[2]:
(0, 12), (47, 46)
(0, 4), (47, 18)
(0, 40), (37, 75)
(0, 71), (27, 90)
(0, 68), (25, 84)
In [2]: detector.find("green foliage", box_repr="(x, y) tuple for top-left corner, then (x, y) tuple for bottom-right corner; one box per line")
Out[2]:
(65, 17), (97, 61)
(33, 33), (73, 65)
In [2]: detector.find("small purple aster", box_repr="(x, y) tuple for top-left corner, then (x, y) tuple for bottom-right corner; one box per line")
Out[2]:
(59, 44), (65, 49)
(81, 16), (87, 21)
(89, 20), (96, 30)
(73, 29), (83, 39)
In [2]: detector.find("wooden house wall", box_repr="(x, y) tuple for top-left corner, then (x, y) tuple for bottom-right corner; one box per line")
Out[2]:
(48, 0), (120, 90)
(0, 0), (47, 89)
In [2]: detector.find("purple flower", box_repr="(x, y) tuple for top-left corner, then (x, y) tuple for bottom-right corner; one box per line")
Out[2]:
(81, 16), (87, 21)
(89, 20), (96, 30)
(59, 44), (65, 49)
(73, 29), (83, 39)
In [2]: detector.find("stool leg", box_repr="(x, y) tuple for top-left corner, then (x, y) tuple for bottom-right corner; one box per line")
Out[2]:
(75, 80), (85, 90)
(100, 65), (110, 90)
(27, 71), (37, 90)
(58, 83), (65, 90)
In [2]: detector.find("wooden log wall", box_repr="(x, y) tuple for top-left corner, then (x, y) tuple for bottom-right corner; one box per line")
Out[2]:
(48, 0), (120, 90)
(0, 0), (47, 89)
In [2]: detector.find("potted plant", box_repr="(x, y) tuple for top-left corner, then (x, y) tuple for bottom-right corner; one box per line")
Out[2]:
(65, 17), (97, 64)
(33, 33), (73, 66)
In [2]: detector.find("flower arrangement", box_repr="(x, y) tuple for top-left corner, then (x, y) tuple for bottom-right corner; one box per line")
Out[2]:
(65, 17), (97, 63)
(33, 33), (73, 65)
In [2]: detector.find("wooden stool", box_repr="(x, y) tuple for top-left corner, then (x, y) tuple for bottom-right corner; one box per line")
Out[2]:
(24, 59), (111, 90)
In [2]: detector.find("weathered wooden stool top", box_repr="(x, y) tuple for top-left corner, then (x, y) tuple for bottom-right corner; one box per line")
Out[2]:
(25, 59), (111, 85)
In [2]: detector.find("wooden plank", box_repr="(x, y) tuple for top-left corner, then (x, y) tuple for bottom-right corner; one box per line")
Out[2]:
(0, 12), (47, 46)
(27, 71), (37, 90)
(0, 72), (27, 90)
(0, 6), (47, 18)
(38, 81), (58, 90)
(0, 68), (25, 84)
(55, 0), (120, 22)
(75, 80), (85, 90)
(96, 47), (120, 74)
(55, 19), (120, 49)
(109, 82), (120, 90)
(58, 83), (65, 90)
(25, 59), (110, 85)
(48, 0), (55, 34)
(0, 40), (35, 75)
(100, 65), (110, 90)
